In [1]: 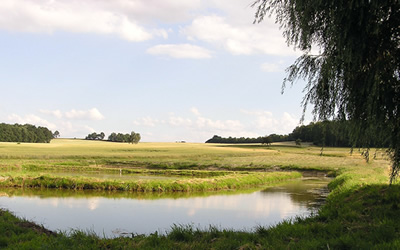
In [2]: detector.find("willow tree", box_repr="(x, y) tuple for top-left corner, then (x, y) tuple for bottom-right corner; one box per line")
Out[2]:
(253, 0), (400, 183)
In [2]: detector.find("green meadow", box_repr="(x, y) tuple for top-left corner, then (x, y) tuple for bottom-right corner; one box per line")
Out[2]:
(0, 139), (399, 249)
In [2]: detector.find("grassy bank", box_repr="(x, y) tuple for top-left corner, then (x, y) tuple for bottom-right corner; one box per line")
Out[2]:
(1, 139), (398, 248)
(0, 171), (301, 192)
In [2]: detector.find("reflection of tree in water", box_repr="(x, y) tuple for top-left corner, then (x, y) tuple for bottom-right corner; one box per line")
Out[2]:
(0, 185), (264, 200)
(260, 178), (330, 210)
(1, 178), (330, 211)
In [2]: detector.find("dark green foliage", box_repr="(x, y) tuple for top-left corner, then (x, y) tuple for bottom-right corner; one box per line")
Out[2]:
(205, 134), (291, 143)
(290, 120), (388, 147)
(208, 120), (369, 147)
(0, 123), (53, 143)
(53, 130), (60, 138)
(108, 131), (141, 144)
(85, 131), (141, 143)
(253, 0), (400, 183)
(85, 132), (105, 140)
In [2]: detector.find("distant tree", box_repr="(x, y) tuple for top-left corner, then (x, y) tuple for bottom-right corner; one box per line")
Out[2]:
(134, 133), (141, 144)
(295, 139), (302, 146)
(99, 132), (105, 140)
(85, 132), (96, 140)
(108, 132), (117, 142)
(261, 136), (272, 145)
(85, 132), (106, 140)
(53, 130), (60, 138)
(129, 131), (141, 144)
(107, 131), (141, 143)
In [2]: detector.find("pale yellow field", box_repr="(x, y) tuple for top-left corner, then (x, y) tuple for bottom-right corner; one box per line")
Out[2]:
(0, 139), (390, 178)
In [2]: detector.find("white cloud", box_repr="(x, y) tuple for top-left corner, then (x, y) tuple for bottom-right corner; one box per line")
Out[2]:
(182, 15), (296, 56)
(169, 116), (192, 126)
(7, 113), (57, 130)
(241, 109), (300, 135)
(196, 116), (243, 131)
(260, 63), (281, 73)
(83, 125), (96, 133)
(40, 109), (63, 119)
(95, 0), (202, 23)
(56, 121), (97, 138)
(0, 0), (167, 42)
(240, 109), (273, 117)
(0, 0), (298, 57)
(65, 108), (105, 120)
(133, 117), (159, 127)
(190, 107), (201, 116)
(130, 108), (302, 142)
(147, 44), (212, 59)
(39, 108), (104, 121)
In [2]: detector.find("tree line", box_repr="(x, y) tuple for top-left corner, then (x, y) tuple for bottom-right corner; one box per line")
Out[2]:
(85, 132), (105, 140)
(0, 123), (54, 143)
(85, 131), (141, 144)
(291, 120), (389, 148)
(206, 120), (388, 147)
(205, 134), (291, 144)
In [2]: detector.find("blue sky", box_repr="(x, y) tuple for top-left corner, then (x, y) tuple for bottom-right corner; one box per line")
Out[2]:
(0, 0), (311, 142)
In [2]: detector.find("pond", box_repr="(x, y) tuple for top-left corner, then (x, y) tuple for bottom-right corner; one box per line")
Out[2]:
(0, 177), (330, 238)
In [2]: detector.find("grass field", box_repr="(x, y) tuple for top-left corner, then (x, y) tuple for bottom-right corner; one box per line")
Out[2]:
(0, 139), (399, 249)
(0, 138), (386, 172)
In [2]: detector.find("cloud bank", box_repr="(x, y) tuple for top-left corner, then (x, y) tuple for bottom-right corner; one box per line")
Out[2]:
(147, 44), (212, 59)
(0, 0), (296, 57)
(133, 108), (300, 142)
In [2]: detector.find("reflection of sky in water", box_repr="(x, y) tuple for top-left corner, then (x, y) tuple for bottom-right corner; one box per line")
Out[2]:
(0, 180), (327, 237)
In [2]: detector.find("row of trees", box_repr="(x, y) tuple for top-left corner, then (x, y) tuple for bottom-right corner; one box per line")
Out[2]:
(291, 121), (351, 147)
(0, 123), (54, 143)
(108, 132), (141, 144)
(290, 121), (389, 148)
(85, 131), (141, 144)
(206, 120), (389, 147)
(205, 134), (291, 144)
(85, 132), (105, 140)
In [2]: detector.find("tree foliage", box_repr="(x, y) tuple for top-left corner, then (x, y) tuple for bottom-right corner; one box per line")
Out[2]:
(253, 0), (400, 183)
(53, 130), (60, 138)
(85, 132), (105, 140)
(0, 123), (54, 143)
(85, 131), (141, 144)
(205, 134), (291, 144)
(290, 120), (389, 147)
(108, 131), (141, 144)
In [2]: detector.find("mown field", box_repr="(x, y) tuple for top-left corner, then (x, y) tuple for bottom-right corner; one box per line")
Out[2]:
(0, 139), (399, 249)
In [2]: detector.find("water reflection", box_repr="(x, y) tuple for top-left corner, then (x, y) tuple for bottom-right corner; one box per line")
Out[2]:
(0, 178), (330, 237)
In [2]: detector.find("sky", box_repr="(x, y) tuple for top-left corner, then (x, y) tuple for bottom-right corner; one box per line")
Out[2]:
(0, 0), (312, 142)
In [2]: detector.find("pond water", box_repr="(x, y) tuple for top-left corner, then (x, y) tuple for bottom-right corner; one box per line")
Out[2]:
(0, 177), (330, 238)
